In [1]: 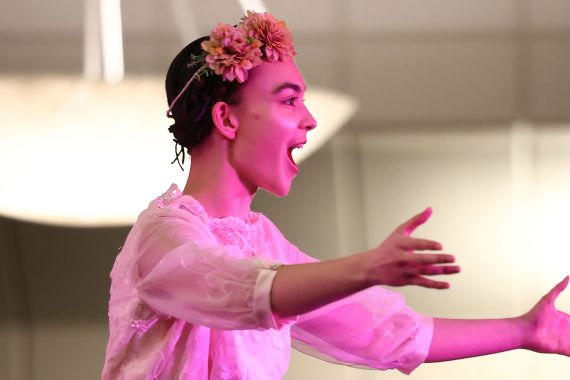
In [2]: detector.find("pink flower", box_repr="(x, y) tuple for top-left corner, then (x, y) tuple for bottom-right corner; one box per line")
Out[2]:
(201, 23), (262, 82)
(241, 11), (296, 62)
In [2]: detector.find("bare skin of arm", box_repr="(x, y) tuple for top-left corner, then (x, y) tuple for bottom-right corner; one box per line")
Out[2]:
(427, 277), (570, 361)
(271, 207), (457, 317)
(270, 208), (570, 360)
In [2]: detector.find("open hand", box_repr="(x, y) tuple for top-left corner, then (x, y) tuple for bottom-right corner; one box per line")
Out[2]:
(522, 276), (570, 355)
(364, 207), (460, 289)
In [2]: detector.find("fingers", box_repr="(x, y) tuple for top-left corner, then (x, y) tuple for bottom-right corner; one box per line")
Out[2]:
(545, 275), (570, 303)
(399, 236), (443, 251)
(409, 276), (450, 290)
(395, 207), (432, 237)
(400, 255), (460, 289)
(418, 264), (461, 276)
(404, 255), (460, 276)
(409, 253), (456, 265)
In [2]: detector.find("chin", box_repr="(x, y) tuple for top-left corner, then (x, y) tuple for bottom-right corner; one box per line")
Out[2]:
(253, 165), (297, 197)
(262, 180), (293, 198)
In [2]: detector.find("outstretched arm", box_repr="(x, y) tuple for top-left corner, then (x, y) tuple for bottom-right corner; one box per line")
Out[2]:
(427, 276), (570, 362)
(271, 208), (460, 317)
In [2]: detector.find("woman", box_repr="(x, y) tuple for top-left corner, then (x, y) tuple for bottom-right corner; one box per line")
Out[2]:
(102, 11), (570, 379)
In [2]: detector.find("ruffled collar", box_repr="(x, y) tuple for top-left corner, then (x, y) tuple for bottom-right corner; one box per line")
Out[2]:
(158, 183), (261, 226)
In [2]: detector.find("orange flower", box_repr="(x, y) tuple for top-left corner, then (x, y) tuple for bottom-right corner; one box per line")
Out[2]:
(241, 11), (296, 62)
(201, 23), (262, 82)
(167, 12), (298, 117)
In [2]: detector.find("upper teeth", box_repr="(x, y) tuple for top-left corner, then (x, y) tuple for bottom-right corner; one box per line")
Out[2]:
(293, 144), (304, 149)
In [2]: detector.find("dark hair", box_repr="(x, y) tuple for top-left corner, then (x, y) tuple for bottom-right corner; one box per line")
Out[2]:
(165, 36), (243, 167)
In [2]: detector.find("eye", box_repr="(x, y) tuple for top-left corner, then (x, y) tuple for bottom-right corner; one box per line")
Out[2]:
(284, 97), (297, 106)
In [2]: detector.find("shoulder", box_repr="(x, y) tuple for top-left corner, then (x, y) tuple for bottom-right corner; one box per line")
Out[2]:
(134, 184), (214, 243)
(253, 213), (318, 264)
(254, 212), (287, 242)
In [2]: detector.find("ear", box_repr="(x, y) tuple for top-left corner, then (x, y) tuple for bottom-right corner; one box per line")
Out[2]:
(211, 101), (239, 140)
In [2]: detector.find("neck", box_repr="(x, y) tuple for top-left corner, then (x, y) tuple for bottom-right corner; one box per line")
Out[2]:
(182, 138), (255, 219)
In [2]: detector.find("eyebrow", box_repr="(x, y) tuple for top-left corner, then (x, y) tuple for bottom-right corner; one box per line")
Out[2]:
(271, 82), (307, 94)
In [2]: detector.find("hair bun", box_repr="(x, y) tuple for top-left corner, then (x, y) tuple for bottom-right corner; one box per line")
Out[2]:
(165, 37), (242, 166)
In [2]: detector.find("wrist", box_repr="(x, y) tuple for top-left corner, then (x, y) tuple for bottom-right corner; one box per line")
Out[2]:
(514, 314), (534, 350)
(349, 250), (376, 288)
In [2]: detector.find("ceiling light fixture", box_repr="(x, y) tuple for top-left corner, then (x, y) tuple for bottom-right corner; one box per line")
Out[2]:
(0, 1), (357, 226)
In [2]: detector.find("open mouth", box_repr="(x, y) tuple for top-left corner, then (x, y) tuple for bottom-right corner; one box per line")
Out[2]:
(287, 143), (305, 166)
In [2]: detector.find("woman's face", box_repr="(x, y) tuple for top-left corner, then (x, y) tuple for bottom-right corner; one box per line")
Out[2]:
(228, 59), (317, 197)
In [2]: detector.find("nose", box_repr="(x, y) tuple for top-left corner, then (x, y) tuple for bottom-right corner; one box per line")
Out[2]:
(302, 104), (317, 132)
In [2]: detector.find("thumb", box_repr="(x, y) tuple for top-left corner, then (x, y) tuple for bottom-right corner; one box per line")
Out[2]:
(395, 207), (433, 237)
(545, 275), (569, 304)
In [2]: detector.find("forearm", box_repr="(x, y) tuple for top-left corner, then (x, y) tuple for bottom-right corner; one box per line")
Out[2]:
(270, 253), (370, 317)
(270, 208), (457, 318)
(426, 317), (529, 362)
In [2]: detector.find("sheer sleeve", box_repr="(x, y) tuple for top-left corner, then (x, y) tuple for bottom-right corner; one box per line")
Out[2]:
(134, 206), (290, 331)
(286, 244), (433, 375)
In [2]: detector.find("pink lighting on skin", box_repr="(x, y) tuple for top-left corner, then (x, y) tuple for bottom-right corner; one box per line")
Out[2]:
(403, 207), (433, 237)
(428, 275), (570, 361)
(94, 55), (570, 377)
(182, 58), (316, 219)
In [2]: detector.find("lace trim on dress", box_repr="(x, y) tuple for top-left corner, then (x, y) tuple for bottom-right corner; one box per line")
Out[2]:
(157, 184), (262, 227)
(153, 184), (267, 252)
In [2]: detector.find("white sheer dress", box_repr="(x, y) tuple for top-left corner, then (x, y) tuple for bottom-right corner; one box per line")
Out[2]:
(102, 184), (433, 379)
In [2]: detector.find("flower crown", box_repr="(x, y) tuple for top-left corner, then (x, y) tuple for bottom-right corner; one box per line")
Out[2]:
(166, 11), (297, 117)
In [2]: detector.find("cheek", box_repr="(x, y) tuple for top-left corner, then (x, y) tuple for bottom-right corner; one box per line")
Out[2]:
(234, 105), (292, 164)
(241, 114), (281, 150)
(263, 144), (285, 166)
(238, 111), (268, 143)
